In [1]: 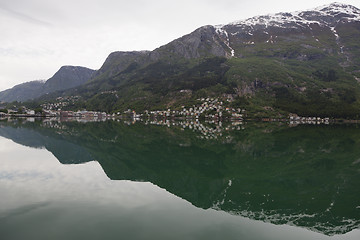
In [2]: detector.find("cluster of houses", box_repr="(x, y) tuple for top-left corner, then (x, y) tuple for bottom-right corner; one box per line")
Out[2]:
(125, 98), (245, 121)
(41, 96), (81, 111)
(0, 108), (115, 123)
(0, 107), (36, 116)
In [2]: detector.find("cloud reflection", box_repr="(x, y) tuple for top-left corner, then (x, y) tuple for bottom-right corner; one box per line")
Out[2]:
(1, 135), (360, 240)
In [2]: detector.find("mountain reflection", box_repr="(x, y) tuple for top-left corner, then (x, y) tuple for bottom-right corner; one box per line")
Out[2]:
(0, 118), (359, 236)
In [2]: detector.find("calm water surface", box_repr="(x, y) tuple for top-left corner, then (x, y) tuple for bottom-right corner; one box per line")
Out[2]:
(0, 119), (359, 240)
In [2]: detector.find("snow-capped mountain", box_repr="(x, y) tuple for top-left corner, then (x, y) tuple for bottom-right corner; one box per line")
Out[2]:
(214, 2), (360, 58)
(226, 2), (360, 28)
(94, 2), (360, 68)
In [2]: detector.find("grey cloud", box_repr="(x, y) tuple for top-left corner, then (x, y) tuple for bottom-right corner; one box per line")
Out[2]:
(0, 3), (51, 26)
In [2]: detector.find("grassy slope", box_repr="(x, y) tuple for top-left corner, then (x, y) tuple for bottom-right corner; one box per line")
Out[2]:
(77, 54), (360, 118)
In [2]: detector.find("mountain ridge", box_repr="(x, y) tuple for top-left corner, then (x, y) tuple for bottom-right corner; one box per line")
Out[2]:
(0, 66), (95, 102)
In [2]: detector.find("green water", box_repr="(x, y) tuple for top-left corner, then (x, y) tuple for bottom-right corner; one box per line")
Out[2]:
(0, 119), (359, 240)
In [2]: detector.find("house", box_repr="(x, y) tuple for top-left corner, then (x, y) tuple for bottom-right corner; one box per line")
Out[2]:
(26, 110), (35, 115)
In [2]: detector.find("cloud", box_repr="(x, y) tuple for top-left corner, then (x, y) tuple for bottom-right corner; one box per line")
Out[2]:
(0, 3), (51, 27)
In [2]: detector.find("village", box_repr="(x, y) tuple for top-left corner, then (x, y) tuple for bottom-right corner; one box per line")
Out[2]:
(0, 96), (334, 126)
(0, 97), (245, 121)
(124, 97), (245, 121)
(0, 97), (348, 142)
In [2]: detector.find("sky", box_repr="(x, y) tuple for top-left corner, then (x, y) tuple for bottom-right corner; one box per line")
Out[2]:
(0, 0), (359, 91)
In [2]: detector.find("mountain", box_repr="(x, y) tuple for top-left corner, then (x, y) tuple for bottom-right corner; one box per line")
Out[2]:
(13, 3), (360, 117)
(0, 80), (46, 103)
(42, 66), (96, 94)
(54, 2), (360, 118)
(0, 66), (95, 102)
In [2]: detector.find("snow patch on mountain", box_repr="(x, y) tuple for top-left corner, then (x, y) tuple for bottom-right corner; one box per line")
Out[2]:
(216, 2), (360, 30)
(330, 26), (340, 39)
(211, 3), (360, 53)
(214, 25), (235, 57)
(315, 2), (360, 17)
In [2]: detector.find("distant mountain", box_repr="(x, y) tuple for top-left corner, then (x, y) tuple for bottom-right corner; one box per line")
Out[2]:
(42, 66), (96, 93)
(0, 66), (95, 102)
(0, 80), (45, 103)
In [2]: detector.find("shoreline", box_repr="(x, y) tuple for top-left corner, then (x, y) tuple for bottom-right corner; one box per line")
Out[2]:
(1, 114), (360, 125)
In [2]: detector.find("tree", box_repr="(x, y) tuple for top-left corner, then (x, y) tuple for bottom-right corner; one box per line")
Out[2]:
(327, 69), (338, 82)
(34, 108), (44, 114)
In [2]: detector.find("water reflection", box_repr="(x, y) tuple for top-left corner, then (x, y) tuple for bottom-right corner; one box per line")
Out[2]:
(0, 118), (359, 238)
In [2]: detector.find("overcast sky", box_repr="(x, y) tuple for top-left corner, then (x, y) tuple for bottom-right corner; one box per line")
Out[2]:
(0, 0), (359, 91)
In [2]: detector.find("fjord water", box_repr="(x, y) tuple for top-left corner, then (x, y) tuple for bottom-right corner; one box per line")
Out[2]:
(0, 120), (359, 240)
